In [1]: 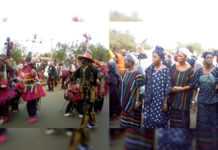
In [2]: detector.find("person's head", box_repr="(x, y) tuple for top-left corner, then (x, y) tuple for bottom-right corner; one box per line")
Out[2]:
(152, 46), (165, 66)
(202, 51), (214, 66)
(79, 58), (92, 66)
(176, 48), (191, 63)
(124, 53), (138, 70)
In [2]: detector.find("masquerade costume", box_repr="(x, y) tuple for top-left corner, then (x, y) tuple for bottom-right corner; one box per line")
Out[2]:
(0, 55), (16, 124)
(19, 53), (46, 123)
(71, 52), (99, 128)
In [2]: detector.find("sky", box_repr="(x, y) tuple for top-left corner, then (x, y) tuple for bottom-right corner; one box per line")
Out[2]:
(110, 0), (218, 49)
(1, 0), (218, 54)
(0, 0), (109, 53)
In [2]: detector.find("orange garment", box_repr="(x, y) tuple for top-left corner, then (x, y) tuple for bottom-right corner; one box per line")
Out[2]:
(115, 52), (126, 76)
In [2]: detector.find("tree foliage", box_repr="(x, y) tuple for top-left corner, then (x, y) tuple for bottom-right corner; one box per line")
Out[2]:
(110, 30), (136, 51)
(176, 42), (203, 55)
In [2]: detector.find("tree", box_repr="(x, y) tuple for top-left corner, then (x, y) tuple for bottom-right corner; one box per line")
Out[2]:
(11, 47), (23, 63)
(110, 30), (136, 51)
(110, 11), (142, 21)
(52, 49), (66, 63)
(176, 42), (203, 55)
(89, 44), (109, 62)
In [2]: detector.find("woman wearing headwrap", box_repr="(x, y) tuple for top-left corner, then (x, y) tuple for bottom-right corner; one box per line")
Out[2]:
(143, 46), (171, 128)
(193, 58), (218, 149)
(120, 53), (145, 128)
(168, 48), (194, 128)
(192, 51), (218, 128)
(108, 61), (122, 120)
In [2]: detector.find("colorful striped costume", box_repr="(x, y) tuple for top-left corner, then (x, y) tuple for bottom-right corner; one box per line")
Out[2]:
(120, 71), (145, 128)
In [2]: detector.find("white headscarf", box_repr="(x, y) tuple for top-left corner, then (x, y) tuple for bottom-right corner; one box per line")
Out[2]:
(177, 48), (192, 59)
(125, 53), (139, 65)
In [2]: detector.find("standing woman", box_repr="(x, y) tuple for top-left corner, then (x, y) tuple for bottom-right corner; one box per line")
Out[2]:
(169, 48), (194, 128)
(143, 46), (171, 128)
(193, 51), (218, 128)
(120, 53), (145, 128)
(108, 61), (122, 120)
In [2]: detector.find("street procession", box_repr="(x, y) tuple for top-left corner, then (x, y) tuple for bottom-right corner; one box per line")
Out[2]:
(1, 0), (218, 149)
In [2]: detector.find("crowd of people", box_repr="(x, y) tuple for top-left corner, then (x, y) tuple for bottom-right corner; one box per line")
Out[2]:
(0, 38), (108, 129)
(109, 46), (218, 129)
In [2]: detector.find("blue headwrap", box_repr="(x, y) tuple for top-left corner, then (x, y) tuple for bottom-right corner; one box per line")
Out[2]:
(213, 50), (218, 56)
(202, 51), (214, 59)
(153, 46), (165, 61)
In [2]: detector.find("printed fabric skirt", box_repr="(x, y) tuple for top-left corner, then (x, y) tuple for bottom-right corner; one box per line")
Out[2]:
(156, 128), (193, 150)
(169, 108), (190, 128)
(197, 103), (218, 128)
(196, 128), (218, 150)
(124, 128), (154, 150)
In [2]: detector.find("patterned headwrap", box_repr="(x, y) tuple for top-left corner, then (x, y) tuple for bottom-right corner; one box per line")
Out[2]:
(202, 51), (214, 59)
(153, 46), (165, 61)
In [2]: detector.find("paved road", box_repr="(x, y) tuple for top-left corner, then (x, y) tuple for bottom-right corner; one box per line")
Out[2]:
(2, 86), (109, 129)
(0, 128), (109, 150)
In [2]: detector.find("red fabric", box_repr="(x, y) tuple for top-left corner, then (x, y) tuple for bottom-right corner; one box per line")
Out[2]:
(66, 84), (82, 102)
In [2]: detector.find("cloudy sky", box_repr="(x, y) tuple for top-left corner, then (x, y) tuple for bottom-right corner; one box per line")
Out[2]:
(0, 0), (109, 53)
(110, 0), (218, 49)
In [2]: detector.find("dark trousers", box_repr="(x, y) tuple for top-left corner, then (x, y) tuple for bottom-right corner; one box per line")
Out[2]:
(47, 76), (54, 91)
(65, 101), (78, 114)
(27, 99), (38, 117)
(61, 77), (67, 89)
(94, 97), (104, 112)
(0, 128), (6, 135)
(77, 101), (84, 115)
(10, 95), (20, 111)
(0, 103), (9, 118)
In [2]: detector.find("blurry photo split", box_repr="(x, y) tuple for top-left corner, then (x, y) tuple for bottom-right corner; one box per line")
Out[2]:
(0, 128), (109, 150)
(110, 128), (218, 150)
(0, 0), (218, 149)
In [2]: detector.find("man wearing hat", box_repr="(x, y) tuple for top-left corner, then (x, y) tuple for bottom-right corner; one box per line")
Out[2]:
(71, 51), (99, 128)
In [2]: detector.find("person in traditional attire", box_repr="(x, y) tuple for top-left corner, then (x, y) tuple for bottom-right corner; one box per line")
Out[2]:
(108, 61), (122, 120)
(47, 62), (58, 91)
(124, 128), (155, 150)
(61, 65), (71, 89)
(192, 51), (218, 128)
(156, 128), (194, 150)
(19, 53), (46, 124)
(168, 48), (194, 128)
(0, 128), (7, 144)
(71, 51), (99, 128)
(64, 81), (82, 117)
(94, 61), (108, 113)
(0, 55), (16, 124)
(120, 53), (145, 128)
(143, 46), (171, 128)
